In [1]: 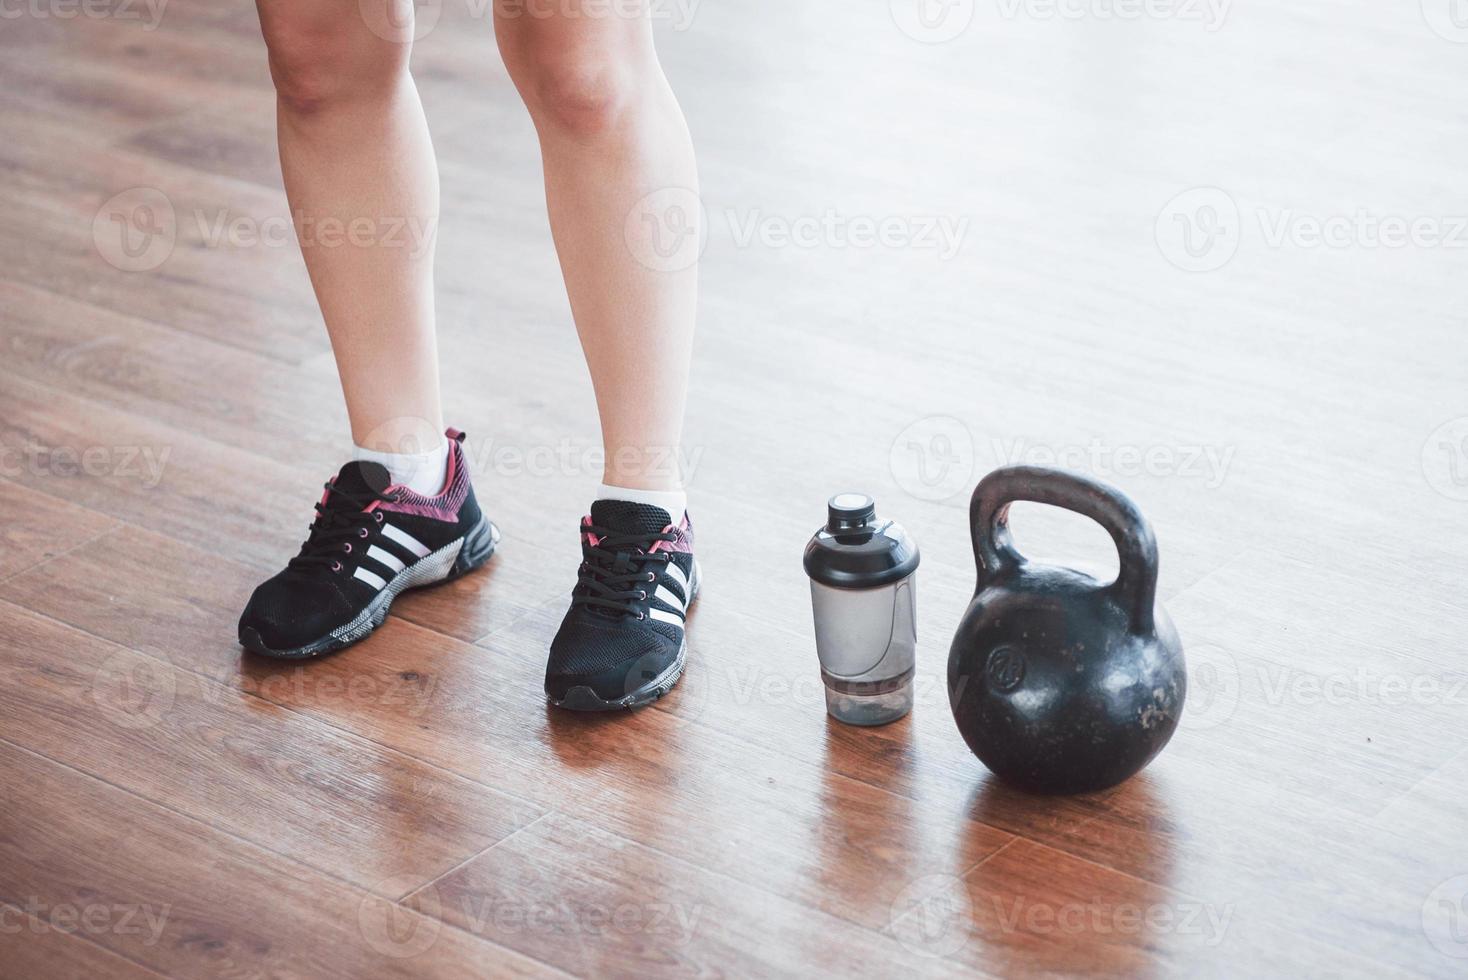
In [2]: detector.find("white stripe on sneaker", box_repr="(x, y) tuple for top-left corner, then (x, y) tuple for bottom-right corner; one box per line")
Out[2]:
(648, 608), (685, 628)
(654, 584), (685, 615)
(381, 522), (431, 558)
(665, 561), (688, 594)
(354, 566), (387, 591)
(366, 545), (406, 574)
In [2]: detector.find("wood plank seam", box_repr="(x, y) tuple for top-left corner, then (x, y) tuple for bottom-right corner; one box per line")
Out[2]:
(0, 547), (1064, 887)
(0, 736), (570, 977)
(0, 274), (316, 369)
(0, 515), (1334, 962)
(0, 365), (316, 497)
(0, 598), (550, 886)
(395, 811), (556, 906)
(0, 900), (172, 980)
(0, 524), (124, 588)
(0, 596), (1036, 956)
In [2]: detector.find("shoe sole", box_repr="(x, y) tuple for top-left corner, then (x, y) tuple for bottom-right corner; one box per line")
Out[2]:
(240, 516), (500, 660)
(550, 561), (702, 712)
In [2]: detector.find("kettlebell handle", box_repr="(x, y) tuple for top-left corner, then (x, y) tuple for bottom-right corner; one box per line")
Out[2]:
(969, 466), (1159, 634)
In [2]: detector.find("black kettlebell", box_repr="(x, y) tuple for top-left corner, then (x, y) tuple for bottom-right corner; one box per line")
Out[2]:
(947, 466), (1185, 794)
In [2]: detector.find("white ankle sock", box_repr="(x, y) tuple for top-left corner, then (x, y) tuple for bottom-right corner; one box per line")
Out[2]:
(596, 483), (687, 521)
(355, 438), (449, 497)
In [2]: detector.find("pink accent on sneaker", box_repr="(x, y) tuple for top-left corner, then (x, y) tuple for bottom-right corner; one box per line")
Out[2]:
(376, 428), (471, 522)
(581, 515), (602, 549)
(650, 513), (694, 554)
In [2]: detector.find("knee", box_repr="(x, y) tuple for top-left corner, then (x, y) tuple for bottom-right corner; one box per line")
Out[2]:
(504, 47), (642, 138)
(261, 17), (405, 115)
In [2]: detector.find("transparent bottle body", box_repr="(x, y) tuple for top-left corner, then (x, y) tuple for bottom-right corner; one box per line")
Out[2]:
(809, 575), (917, 726)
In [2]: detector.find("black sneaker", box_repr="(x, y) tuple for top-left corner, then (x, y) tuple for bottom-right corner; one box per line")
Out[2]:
(238, 428), (498, 659)
(545, 500), (701, 710)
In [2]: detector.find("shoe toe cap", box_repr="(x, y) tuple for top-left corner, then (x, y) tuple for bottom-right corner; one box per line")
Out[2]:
(238, 572), (356, 655)
(544, 617), (681, 705)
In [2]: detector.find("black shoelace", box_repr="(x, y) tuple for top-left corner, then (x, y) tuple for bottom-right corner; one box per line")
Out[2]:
(572, 523), (677, 619)
(289, 482), (399, 574)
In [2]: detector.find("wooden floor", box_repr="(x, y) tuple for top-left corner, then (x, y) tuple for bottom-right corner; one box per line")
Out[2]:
(4, 1), (1467, 976)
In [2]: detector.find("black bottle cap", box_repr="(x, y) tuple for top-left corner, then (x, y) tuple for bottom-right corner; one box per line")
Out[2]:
(827, 492), (876, 531)
(804, 493), (920, 590)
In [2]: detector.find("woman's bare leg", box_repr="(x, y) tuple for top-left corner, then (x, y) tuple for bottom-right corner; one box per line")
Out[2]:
(495, 0), (699, 492)
(257, 0), (444, 459)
